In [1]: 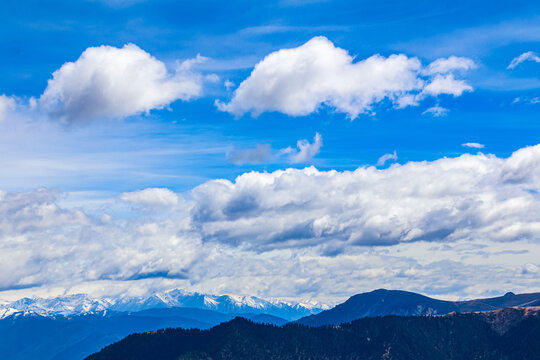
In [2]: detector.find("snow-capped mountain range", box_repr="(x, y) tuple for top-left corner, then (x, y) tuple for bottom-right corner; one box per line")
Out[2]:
(0, 289), (327, 320)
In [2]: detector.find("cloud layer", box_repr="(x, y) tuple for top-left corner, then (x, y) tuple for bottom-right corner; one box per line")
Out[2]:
(217, 37), (474, 118)
(2, 144), (540, 302)
(39, 44), (204, 123)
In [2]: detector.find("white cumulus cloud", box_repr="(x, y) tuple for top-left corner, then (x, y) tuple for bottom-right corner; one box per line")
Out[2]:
(217, 37), (474, 119)
(191, 144), (540, 251)
(39, 44), (204, 123)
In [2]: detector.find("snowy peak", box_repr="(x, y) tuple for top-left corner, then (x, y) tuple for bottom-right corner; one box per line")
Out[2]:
(0, 294), (112, 319)
(0, 289), (324, 321)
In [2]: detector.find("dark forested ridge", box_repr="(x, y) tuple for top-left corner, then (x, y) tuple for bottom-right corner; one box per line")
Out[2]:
(87, 307), (540, 360)
(296, 289), (540, 326)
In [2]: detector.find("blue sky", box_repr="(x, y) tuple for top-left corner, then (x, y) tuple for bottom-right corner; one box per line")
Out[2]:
(0, 0), (539, 303)
(1, 0), (539, 193)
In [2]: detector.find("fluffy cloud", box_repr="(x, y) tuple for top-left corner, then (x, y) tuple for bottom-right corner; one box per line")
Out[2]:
(191, 144), (540, 251)
(0, 188), (88, 236)
(507, 51), (540, 69)
(0, 187), (199, 292)
(287, 132), (323, 163)
(217, 37), (474, 118)
(0, 95), (15, 122)
(39, 44), (204, 123)
(120, 188), (179, 208)
(420, 74), (473, 97)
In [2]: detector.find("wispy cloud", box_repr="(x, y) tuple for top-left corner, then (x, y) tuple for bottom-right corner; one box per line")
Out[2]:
(394, 16), (540, 58)
(508, 51), (540, 69)
(227, 133), (323, 165)
(0, 110), (227, 192)
(376, 151), (397, 166)
(513, 97), (540, 104)
(227, 144), (273, 165)
(462, 142), (485, 149)
(422, 106), (449, 117)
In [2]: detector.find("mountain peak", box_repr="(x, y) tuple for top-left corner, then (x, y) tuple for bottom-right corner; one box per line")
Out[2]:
(296, 289), (540, 326)
(0, 289), (324, 321)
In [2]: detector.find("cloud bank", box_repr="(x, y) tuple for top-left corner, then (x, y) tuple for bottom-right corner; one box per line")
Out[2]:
(2, 144), (540, 301)
(192, 144), (540, 250)
(217, 37), (474, 118)
(39, 44), (204, 123)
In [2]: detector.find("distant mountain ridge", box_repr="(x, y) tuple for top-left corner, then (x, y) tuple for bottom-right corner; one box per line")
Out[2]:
(296, 289), (540, 326)
(86, 307), (540, 360)
(0, 306), (290, 360)
(0, 289), (324, 360)
(0, 289), (325, 321)
(3, 288), (540, 360)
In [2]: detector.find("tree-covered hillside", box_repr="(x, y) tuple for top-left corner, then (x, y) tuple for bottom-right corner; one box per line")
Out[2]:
(87, 307), (540, 360)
